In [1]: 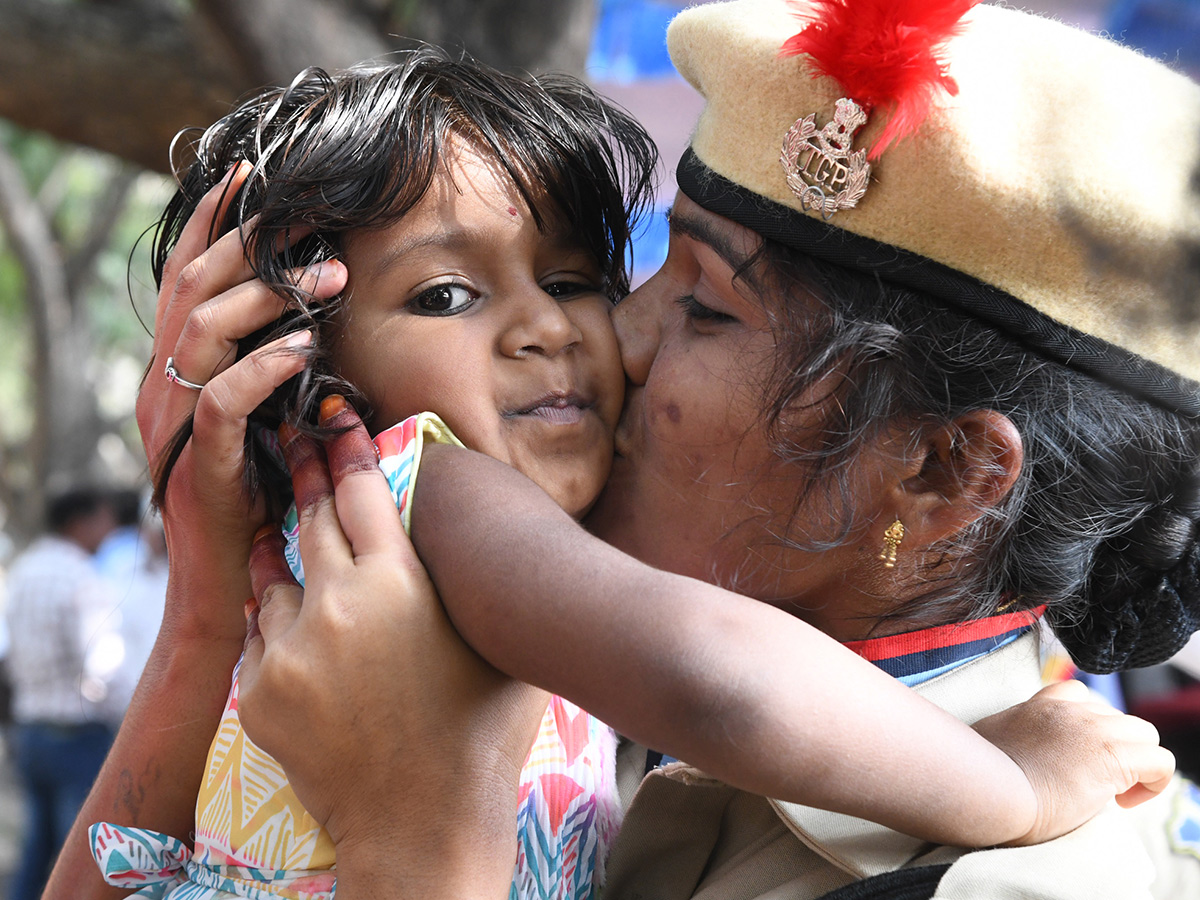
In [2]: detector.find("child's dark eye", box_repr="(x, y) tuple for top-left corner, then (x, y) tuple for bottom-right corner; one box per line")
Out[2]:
(544, 280), (600, 300)
(409, 283), (476, 316)
(677, 295), (736, 324)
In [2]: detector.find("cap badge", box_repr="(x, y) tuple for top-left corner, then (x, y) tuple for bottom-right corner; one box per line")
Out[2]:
(780, 97), (871, 219)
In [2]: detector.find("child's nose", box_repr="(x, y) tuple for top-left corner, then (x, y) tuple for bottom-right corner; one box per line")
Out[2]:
(499, 289), (583, 358)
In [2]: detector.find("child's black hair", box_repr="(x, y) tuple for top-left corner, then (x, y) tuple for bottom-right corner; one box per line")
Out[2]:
(150, 48), (659, 517)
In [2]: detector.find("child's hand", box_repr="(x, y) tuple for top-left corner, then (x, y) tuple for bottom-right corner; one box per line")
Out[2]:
(972, 679), (1175, 846)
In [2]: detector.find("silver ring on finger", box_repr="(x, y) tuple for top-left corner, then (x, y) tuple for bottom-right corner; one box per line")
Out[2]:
(164, 356), (207, 391)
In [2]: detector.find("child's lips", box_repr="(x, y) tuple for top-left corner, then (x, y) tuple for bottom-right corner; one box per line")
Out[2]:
(505, 391), (593, 425)
(526, 404), (587, 425)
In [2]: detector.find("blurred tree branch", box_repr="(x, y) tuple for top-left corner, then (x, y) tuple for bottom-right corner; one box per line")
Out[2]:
(0, 0), (240, 171)
(0, 138), (137, 534)
(0, 0), (596, 172)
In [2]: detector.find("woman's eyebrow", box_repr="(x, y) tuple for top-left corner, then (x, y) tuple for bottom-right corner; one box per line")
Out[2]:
(666, 206), (749, 272)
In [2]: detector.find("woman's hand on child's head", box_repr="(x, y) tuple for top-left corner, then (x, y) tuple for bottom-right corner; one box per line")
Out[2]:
(137, 162), (346, 636)
(972, 679), (1175, 846)
(238, 398), (547, 898)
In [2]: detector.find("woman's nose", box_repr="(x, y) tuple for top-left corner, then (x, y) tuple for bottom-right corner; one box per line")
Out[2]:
(499, 288), (582, 358)
(612, 281), (662, 386)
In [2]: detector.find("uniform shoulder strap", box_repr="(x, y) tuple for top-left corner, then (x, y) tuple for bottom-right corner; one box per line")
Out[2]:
(815, 863), (951, 900)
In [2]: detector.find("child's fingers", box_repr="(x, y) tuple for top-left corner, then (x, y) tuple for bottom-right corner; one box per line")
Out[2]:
(1057, 698), (1171, 800)
(1107, 711), (1161, 745)
(316, 397), (406, 560)
(1114, 744), (1176, 808)
(1082, 709), (1174, 809)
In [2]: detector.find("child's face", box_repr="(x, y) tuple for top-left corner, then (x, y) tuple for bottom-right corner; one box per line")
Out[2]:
(331, 141), (625, 518)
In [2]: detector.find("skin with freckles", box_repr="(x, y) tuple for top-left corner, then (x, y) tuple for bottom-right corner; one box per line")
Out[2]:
(586, 194), (895, 638)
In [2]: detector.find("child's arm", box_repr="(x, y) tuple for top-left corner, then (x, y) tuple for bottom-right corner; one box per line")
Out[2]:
(410, 440), (1174, 848)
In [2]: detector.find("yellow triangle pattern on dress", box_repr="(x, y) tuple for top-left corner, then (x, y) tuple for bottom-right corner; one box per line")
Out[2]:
(194, 670), (336, 871)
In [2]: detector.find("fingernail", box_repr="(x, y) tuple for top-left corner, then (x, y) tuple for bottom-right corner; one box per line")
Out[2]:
(285, 329), (312, 349)
(277, 422), (299, 446)
(320, 395), (348, 423)
(253, 524), (276, 543)
(244, 597), (259, 619)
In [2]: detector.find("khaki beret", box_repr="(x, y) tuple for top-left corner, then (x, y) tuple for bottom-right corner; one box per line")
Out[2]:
(667, 0), (1200, 417)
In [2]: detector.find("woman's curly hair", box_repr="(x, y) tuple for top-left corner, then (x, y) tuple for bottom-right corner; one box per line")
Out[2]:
(741, 242), (1200, 672)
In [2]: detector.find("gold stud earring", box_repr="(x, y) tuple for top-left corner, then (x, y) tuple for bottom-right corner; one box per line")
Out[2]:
(879, 518), (905, 568)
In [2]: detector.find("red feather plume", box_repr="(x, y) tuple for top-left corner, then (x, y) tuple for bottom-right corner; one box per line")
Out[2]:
(780, 0), (979, 159)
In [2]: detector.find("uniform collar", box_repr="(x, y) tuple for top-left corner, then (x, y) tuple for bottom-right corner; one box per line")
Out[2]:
(844, 607), (1046, 686)
(768, 630), (1046, 880)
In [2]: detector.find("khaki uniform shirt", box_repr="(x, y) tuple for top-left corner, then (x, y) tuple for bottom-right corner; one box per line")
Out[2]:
(605, 633), (1200, 900)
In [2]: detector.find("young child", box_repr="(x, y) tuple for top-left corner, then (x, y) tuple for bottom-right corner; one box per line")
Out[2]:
(89, 51), (1169, 900)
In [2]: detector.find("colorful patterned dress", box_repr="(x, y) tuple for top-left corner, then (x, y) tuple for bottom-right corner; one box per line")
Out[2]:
(92, 413), (622, 900)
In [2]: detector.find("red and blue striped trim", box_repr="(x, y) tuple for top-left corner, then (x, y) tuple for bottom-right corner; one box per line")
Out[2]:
(844, 606), (1047, 686)
(647, 606), (1048, 775)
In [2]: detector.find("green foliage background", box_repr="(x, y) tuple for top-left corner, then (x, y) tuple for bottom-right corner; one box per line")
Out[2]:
(0, 122), (174, 537)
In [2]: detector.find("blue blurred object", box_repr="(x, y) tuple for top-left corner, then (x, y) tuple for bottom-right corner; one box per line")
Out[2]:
(629, 204), (671, 285)
(590, 0), (693, 282)
(589, 0), (689, 82)
(1077, 671), (1127, 710)
(1108, 0), (1200, 74)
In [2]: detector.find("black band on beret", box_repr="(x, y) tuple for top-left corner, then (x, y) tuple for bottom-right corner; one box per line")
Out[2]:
(677, 148), (1200, 420)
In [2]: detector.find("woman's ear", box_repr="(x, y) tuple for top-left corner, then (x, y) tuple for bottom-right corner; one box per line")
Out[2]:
(888, 410), (1024, 548)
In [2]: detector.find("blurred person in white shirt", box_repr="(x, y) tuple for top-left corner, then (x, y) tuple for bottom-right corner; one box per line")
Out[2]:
(94, 492), (169, 719)
(4, 486), (120, 900)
